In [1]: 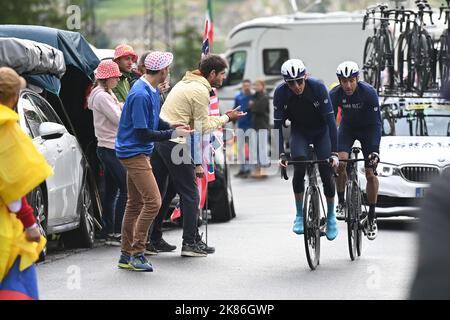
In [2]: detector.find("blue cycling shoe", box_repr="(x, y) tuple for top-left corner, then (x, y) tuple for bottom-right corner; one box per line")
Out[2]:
(293, 216), (304, 235)
(326, 215), (338, 241)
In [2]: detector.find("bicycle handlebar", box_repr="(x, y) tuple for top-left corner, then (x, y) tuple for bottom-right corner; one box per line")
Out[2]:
(286, 158), (333, 165)
(339, 158), (367, 163)
(280, 158), (337, 180)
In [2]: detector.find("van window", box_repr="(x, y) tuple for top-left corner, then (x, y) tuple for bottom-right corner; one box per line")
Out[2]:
(225, 51), (247, 86)
(263, 49), (289, 75)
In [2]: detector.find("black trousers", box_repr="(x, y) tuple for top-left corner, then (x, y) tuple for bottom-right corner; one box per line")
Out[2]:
(151, 141), (200, 244)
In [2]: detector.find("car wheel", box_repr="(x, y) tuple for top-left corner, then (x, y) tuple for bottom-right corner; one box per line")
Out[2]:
(27, 185), (48, 262)
(63, 177), (95, 248)
(209, 163), (236, 222)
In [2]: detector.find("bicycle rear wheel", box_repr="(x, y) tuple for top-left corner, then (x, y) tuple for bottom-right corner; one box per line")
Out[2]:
(303, 186), (321, 270)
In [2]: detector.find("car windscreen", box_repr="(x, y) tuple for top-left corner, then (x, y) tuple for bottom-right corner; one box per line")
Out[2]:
(381, 104), (450, 137)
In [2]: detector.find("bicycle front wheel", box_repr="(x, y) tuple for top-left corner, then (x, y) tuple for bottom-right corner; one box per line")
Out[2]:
(346, 181), (359, 261)
(303, 186), (321, 270)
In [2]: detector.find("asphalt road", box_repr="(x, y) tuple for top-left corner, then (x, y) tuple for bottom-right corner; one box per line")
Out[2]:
(37, 165), (419, 300)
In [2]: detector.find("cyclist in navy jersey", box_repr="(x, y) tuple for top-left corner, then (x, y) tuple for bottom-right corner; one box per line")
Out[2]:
(274, 59), (339, 241)
(329, 61), (381, 240)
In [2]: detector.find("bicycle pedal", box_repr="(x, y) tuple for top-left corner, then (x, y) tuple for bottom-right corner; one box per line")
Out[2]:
(319, 225), (327, 236)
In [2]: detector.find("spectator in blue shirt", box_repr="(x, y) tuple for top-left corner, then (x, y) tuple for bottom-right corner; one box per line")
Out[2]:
(115, 51), (191, 272)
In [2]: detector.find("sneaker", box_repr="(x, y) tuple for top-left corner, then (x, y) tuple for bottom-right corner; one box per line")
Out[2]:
(241, 171), (251, 179)
(181, 242), (207, 257)
(234, 171), (245, 178)
(153, 238), (177, 252)
(117, 254), (132, 270)
(366, 219), (378, 240)
(293, 216), (304, 234)
(145, 242), (158, 256)
(105, 234), (121, 246)
(197, 239), (215, 254)
(129, 254), (154, 272)
(95, 232), (107, 241)
(336, 203), (346, 221)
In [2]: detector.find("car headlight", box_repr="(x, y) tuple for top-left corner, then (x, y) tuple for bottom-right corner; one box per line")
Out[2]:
(378, 163), (399, 177)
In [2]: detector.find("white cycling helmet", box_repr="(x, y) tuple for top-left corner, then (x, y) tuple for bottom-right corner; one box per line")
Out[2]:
(281, 59), (306, 81)
(336, 61), (360, 79)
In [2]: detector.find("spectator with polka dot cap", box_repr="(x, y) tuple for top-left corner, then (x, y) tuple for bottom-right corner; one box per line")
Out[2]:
(115, 51), (192, 272)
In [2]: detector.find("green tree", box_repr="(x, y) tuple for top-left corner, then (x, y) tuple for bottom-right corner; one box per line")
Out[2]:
(172, 25), (203, 83)
(0, 0), (108, 46)
(1, 0), (77, 28)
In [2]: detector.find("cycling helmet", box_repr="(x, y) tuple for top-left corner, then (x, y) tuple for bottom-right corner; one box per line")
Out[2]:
(281, 59), (306, 81)
(336, 61), (360, 79)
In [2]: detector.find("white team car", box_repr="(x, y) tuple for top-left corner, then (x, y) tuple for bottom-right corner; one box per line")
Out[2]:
(18, 89), (96, 258)
(359, 98), (450, 216)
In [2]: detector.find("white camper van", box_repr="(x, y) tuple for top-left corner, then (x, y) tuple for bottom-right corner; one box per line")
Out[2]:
(218, 11), (372, 113)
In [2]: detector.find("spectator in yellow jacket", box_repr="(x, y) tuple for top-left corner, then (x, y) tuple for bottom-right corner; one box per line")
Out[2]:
(0, 67), (53, 299)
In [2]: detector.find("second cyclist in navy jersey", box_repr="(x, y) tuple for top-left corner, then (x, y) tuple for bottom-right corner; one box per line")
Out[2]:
(329, 61), (381, 240)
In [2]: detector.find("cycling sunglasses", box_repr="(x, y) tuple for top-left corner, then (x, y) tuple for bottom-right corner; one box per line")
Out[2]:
(285, 78), (304, 86)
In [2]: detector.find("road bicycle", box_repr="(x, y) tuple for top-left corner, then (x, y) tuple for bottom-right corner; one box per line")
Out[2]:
(340, 147), (368, 261)
(397, 0), (436, 96)
(282, 145), (334, 270)
(363, 3), (398, 93)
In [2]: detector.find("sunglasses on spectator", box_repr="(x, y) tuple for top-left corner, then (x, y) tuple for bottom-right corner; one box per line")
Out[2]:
(285, 78), (304, 86)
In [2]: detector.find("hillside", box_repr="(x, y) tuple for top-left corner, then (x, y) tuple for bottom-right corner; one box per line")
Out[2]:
(94, 0), (446, 52)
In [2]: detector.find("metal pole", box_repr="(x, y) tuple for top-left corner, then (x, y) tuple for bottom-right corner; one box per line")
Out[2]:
(150, 0), (155, 49)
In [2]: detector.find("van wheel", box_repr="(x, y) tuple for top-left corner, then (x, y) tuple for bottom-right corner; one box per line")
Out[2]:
(63, 178), (95, 248)
(27, 185), (48, 262)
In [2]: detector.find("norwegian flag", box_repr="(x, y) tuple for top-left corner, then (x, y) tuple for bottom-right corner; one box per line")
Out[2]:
(201, 0), (214, 59)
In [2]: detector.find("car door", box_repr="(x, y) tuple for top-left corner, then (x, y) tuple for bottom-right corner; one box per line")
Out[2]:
(27, 93), (83, 223)
(18, 93), (62, 225)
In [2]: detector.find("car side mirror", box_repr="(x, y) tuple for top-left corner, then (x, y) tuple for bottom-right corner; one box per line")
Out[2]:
(39, 122), (66, 140)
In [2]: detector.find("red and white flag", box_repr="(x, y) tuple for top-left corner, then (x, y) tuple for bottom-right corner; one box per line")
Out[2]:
(201, 0), (214, 59)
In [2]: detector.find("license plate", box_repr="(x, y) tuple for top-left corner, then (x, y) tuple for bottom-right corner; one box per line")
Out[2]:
(416, 187), (427, 198)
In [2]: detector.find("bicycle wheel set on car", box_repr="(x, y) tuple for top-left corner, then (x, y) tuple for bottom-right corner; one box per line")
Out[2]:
(361, 1), (446, 96)
(363, 36), (381, 92)
(438, 30), (450, 86)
